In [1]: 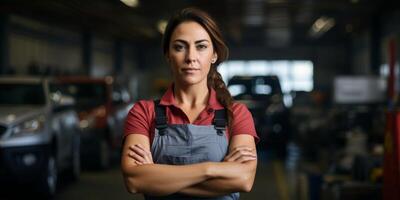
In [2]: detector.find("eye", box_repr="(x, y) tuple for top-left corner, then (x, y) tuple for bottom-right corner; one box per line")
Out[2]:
(196, 44), (208, 50)
(172, 44), (185, 52)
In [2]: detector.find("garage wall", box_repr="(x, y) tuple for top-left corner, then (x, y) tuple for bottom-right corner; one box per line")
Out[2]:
(133, 45), (169, 99)
(91, 37), (114, 77)
(8, 15), (82, 74)
(6, 15), (139, 80)
(381, 10), (400, 69)
(350, 9), (400, 76)
(351, 32), (372, 75)
(382, 10), (400, 38)
(312, 45), (350, 93)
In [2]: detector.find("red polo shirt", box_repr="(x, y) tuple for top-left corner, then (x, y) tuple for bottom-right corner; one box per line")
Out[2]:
(124, 86), (259, 144)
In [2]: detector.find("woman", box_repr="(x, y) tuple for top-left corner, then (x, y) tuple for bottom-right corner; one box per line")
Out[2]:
(121, 7), (259, 200)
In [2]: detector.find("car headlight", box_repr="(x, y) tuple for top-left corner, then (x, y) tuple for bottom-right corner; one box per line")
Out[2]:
(79, 115), (96, 130)
(12, 115), (45, 136)
(79, 106), (106, 130)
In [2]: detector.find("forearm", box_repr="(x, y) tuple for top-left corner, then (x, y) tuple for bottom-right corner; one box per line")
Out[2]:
(122, 162), (212, 196)
(179, 160), (257, 197)
(178, 180), (229, 197)
(179, 178), (240, 197)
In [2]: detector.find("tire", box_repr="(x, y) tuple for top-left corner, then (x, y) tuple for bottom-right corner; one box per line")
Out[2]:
(37, 155), (57, 199)
(66, 136), (80, 181)
(95, 137), (110, 170)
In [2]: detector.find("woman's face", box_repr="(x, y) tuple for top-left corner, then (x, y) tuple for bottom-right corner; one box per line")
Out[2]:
(167, 21), (217, 86)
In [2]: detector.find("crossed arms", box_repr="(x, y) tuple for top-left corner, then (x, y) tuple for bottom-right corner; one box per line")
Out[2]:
(121, 133), (257, 197)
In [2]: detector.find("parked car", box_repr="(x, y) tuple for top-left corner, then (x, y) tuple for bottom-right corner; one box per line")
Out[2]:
(227, 75), (290, 157)
(51, 76), (131, 169)
(0, 77), (81, 198)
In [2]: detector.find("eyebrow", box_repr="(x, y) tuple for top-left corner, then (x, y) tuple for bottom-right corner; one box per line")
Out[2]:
(172, 39), (210, 44)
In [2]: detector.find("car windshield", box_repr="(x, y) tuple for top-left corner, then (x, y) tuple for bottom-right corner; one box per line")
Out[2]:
(51, 83), (106, 109)
(0, 83), (46, 105)
(228, 76), (282, 99)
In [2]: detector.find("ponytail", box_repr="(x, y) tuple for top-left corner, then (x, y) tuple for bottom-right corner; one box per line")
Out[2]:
(208, 67), (234, 131)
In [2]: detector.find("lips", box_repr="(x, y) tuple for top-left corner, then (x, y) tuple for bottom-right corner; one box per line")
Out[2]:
(181, 68), (200, 73)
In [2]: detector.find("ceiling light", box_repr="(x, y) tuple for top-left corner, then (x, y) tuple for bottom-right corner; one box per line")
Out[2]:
(309, 16), (335, 38)
(120, 0), (139, 8)
(157, 20), (168, 34)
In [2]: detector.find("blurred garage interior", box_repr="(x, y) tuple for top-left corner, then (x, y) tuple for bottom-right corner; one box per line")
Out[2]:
(0, 0), (400, 199)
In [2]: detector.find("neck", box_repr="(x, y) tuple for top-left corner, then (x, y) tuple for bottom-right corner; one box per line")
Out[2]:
(174, 82), (209, 108)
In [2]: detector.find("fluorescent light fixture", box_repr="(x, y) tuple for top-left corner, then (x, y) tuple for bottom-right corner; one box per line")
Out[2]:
(309, 16), (335, 38)
(120, 0), (139, 8)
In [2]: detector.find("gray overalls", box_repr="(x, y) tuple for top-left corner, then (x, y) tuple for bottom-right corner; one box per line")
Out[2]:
(144, 100), (240, 200)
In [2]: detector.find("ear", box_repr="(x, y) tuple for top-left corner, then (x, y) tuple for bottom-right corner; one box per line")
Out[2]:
(212, 52), (218, 63)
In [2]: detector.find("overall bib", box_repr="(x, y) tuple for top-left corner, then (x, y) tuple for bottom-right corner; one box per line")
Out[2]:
(144, 101), (240, 200)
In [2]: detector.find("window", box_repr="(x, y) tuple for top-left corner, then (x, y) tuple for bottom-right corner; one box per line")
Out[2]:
(218, 60), (314, 106)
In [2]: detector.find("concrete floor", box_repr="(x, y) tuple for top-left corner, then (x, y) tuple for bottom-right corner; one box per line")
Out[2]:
(1, 151), (291, 200)
(56, 161), (284, 200)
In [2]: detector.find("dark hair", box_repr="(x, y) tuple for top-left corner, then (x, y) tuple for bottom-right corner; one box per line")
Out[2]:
(162, 7), (234, 130)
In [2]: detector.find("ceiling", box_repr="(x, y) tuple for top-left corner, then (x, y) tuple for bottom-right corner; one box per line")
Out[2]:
(1, 0), (398, 47)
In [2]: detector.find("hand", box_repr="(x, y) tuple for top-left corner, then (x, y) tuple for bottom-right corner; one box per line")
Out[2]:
(223, 146), (257, 163)
(128, 144), (154, 165)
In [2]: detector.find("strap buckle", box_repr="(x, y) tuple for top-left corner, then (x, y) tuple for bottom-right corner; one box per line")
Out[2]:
(154, 99), (168, 136)
(213, 109), (227, 136)
(214, 119), (226, 136)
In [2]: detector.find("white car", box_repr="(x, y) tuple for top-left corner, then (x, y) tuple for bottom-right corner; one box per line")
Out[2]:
(0, 77), (81, 198)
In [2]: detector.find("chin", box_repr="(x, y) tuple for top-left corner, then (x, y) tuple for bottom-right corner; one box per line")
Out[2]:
(179, 77), (204, 86)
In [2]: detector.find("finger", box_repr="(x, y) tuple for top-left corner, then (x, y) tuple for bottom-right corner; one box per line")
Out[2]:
(224, 147), (249, 160)
(236, 155), (257, 163)
(128, 150), (146, 163)
(227, 153), (254, 162)
(135, 144), (152, 155)
(228, 146), (255, 156)
(129, 145), (154, 164)
(129, 145), (148, 158)
(225, 150), (257, 163)
(224, 148), (246, 161)
(133, 144), (153, 163)
(132, 144), (152, 157)
(225, 149), (256, 162)
(224, 152), (233, 161)
(234, 147), (256, 155)
(232, 146), (254, 152)
(135, 160), (143, 165)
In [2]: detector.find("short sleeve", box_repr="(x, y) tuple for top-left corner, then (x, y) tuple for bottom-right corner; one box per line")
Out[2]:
(231, 103), (259, 143)
(123, 100), (154, 138)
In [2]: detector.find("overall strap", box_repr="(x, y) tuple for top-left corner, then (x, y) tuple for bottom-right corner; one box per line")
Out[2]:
(154, 100), (167, 135)
(213, 109), (227, 136)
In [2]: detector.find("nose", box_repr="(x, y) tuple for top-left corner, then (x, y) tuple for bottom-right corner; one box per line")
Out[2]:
(185, 46), (197, 63)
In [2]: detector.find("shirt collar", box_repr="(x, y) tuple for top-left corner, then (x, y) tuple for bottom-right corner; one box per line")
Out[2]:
(159, 84), (175, 106)
(159, 83), (224, 109)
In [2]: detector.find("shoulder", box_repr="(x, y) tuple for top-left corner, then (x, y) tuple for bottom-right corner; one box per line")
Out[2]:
(229, 101), (258, 141)
(231, 102), (251, 115)
(231, 101), (254, 125)
(130, 99), (155, 112)
(128, 99), (156, 120)
(124, 100), (156, 138)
